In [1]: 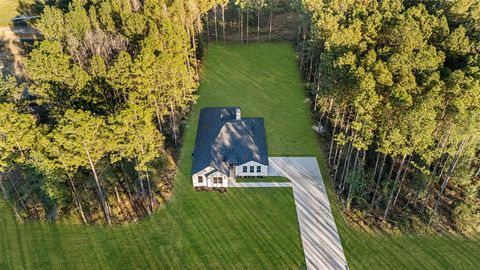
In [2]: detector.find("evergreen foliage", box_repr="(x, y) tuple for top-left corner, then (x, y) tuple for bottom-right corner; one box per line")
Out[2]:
(298, 0), (480, 232)
(0, 0), (216, 224)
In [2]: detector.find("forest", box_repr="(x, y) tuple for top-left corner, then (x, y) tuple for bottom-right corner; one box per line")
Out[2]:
(298, 0), (480, 232)
(0, 0), (216, 225)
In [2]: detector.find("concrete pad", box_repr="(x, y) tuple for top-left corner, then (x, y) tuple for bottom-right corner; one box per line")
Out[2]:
(229, 182), (292, 188)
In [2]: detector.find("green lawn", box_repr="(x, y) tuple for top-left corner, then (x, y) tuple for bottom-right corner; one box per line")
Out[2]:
(1, 43), (480, 269)
(0, 0), (37, 26)
(0, 0), (20, 26)
(0, 1), (14, 25)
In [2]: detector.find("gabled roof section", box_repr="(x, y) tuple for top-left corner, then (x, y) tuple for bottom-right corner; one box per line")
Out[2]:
(192, 107), (268, 175)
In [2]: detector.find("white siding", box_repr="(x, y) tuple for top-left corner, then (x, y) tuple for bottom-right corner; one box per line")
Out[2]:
(192, 166), (228, 188)
(236, 161), (268, 177)
(207, 171), (228, 187)
(192, 166), (214, 187)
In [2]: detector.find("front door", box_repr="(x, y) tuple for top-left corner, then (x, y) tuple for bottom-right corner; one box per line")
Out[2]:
(229, 165), (236, 180)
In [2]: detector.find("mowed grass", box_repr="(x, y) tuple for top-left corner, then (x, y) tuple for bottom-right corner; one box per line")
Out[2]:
(0, 43), (308, 269)
(1, 43), (479, 269)
(0, 0), (38, 26)
(0, 0), (21, 26)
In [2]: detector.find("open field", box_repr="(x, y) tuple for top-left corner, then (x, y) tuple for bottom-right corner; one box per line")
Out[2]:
(0, 0), (38, 26)
(0, 0), (16, 24)
(1, 43), (479, 269)
(0, 0), (20, 26)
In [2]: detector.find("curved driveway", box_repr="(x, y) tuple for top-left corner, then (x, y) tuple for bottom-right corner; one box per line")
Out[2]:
(268, 157), (348, 270)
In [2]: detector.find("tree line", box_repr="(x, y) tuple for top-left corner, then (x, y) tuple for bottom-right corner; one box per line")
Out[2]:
(298, 0), (479, 232)
(0, 0), (217, 225)
(204, 0), (298, 44)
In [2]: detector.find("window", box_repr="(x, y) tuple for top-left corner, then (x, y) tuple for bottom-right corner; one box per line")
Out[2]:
(213, 177), (222, 184)
(198, 176), (203, 183)
(257, 166), (261, 173)
(243, 166), (247, 173)
(250, 166), (254, 173)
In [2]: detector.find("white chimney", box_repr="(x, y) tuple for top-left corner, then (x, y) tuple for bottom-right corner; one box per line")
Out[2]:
(236, 108), (241, 120)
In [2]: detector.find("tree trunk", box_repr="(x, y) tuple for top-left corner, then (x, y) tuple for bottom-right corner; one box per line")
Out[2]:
(9, 171), (27, 212)
(421, 188), (430, 213)
(328, 111), (339, 162)
(269, 0), (273, 42)
(340, 132), (355, 191)
(246, 7), (249, 44)
(114, 185), (130, 221)
(386, 157), (395, 183)
(239, 8), (243, 44)
(413, 188), (420, 207)
(145, 170), (154, 212)
(0, 174), (23, 222)
(170, 103), (178, 147)
(352, 149), (360, 171)
(429, 138), (467, 225)
(313, 94), (319, 112)
(153, 99), (164, 133)
(333, 108), (348, 178)
(340, 139), (354, 191)
(393, 156), (412, 207)
(295, 25), (300, 52)
(370, 153), (386, 210)
(372, 151), (380, 181)
(257, 8), (260, 42)
(133, 154), (150, 214)
(333, 144), (344, 183)
(140, 144), (155, 212)
(118, 163), (138, 219)
(318, 98), (333, 123)
(307, 50), (314, 80)
(58, 152), (88, 224)
(222, 4), (226, 45)
(84, 142), (111, 226)
(14, 139), (26, 160)
(206, 12), (210, 43)
(190, 23), (199, 76)
(346, 183), (353, 211)
(383, 154), (407, 220)
(214, 4), (218, 44)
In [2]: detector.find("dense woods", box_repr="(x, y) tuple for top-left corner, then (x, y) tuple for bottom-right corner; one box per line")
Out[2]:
(0, 0), (216, 225)
(298, 0), (480, 232)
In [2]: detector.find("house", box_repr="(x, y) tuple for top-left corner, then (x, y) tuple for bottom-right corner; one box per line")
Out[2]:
(191, 107), (269, 188)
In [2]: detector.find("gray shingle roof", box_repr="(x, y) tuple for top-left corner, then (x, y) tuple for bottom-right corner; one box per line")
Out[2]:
(191, 107), (269, 175)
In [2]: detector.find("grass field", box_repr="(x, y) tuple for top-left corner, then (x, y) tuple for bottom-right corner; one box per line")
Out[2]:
(0, 0), (19, 26)
(0, 0), (37, 26)
(1, 43), (480, 269)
